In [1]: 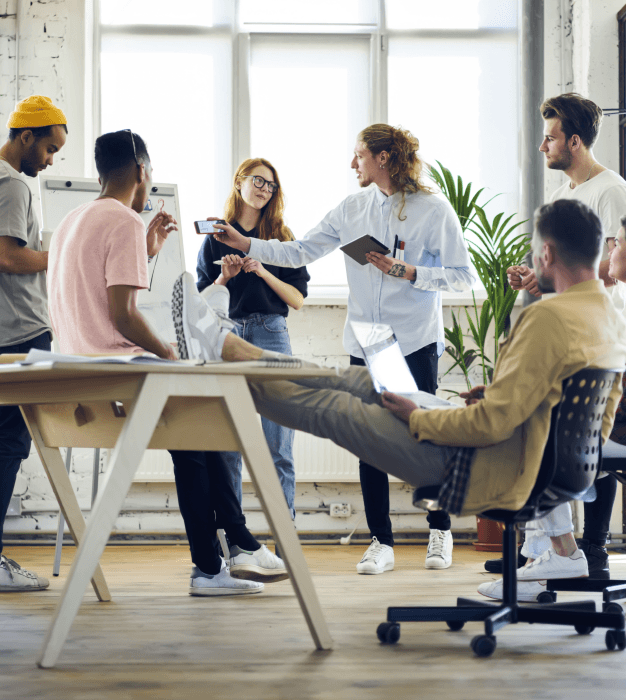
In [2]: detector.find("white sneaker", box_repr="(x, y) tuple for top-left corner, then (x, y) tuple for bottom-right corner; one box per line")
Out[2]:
(229, 544), (289, 583)
(199, 283), (231, 319)
(172, 272), (234, 361)
(477, 578), (547, 603)
(517, 547), (588, 581)
(189, 560), (264, 596)
(0, 554), (49, 592)
(425, 529), (453, 569)
(356, 537), (394, 575)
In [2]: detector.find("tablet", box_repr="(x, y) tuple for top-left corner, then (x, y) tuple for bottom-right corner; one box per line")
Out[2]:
(340, 235), (390, 265)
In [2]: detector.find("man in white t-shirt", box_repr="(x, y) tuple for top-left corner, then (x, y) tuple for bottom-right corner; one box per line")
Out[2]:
(496, 93), (626, 596)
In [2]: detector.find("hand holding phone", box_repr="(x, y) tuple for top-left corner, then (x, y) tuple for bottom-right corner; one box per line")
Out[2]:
(195, 219), (226, 234)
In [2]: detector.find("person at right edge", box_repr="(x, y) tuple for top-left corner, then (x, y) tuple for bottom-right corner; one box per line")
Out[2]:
(206, 124), (475, 575)
(502, 93), (626, 584)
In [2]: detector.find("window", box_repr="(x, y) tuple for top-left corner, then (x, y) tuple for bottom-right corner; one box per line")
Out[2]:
(98, 1), (233, 272)
(96, 0), (520, 288)
(388, 35), (519, 220)
(249, 34), (370, 286)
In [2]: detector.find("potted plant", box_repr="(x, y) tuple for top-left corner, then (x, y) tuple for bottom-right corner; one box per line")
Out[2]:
(430, 161), (530, 387)
(430, 162), (531, 550)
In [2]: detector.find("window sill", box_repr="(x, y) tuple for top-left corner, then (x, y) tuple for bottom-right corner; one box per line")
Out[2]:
(304, 287), (523, 307)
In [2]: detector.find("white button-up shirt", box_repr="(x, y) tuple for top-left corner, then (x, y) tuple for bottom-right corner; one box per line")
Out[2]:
(248, 184), (475, 358)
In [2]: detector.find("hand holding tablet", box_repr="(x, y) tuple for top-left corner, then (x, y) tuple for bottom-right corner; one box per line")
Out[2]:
(340, 235), (390, 265)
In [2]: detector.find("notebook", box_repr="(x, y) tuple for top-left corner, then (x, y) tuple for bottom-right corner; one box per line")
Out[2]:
(350, 321), (458, 410)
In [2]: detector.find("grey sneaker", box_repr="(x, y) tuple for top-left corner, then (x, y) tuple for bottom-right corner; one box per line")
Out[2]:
(229, 544), (289, 583)
(172, 272), (234, 361)
(189, 561), (264, 596)
(0, 554), (49, 592)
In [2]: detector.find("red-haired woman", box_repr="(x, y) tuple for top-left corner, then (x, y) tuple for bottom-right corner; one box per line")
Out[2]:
(197, 158), (309, 520)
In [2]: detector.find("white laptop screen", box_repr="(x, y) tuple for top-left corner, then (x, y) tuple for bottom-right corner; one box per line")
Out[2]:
(351, 321), (418, 394)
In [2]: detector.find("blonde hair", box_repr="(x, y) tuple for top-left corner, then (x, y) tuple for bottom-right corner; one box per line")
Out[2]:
(224, 158), (293, 242)
(357, 124), (434, 220)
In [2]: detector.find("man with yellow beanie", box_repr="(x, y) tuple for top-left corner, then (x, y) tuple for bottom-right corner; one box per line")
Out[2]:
(0, 95), (67, 591)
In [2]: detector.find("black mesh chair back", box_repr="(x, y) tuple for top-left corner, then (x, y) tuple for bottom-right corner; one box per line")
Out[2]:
(482, 368), (620, 525)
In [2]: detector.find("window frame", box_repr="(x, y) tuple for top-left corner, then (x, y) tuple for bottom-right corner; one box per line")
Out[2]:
(94, 0), (521, 299)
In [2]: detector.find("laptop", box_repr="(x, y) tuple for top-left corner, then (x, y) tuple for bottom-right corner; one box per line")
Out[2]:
(350, 321), (458, 410)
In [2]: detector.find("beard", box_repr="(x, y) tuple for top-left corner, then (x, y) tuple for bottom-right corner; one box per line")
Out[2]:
(546, 147), (573, 171)
(20, 154), (41, 178)
(535, 270), (556, 294)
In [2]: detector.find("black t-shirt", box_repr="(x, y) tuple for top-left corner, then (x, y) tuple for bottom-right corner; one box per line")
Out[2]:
(196, 221), (310, 319)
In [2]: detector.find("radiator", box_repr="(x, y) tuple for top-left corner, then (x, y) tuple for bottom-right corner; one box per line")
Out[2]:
(132, 432), (362, 482)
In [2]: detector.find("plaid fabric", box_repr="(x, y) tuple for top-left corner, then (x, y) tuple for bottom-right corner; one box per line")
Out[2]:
(437, 447), (476, 516)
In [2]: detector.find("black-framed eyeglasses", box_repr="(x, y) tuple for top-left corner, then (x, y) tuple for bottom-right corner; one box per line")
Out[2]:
(125, 129), (139, 166)
(241, 175), (279, 194)
(605, 236), (617, 251)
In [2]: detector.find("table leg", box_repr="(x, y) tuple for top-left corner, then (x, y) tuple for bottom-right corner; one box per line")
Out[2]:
(20, 407), (110, 602)
(36, 375), (168, 668)
(220, 376), (333, 651)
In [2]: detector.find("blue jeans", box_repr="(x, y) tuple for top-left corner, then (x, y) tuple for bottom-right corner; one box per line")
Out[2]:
(221, 314), (296, 519)
(0, 331), (52, 554)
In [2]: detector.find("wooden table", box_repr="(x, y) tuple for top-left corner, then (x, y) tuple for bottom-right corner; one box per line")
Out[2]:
(0, 360), (335, 668)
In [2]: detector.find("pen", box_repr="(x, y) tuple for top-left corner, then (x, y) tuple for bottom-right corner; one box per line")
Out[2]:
(213, 257), (247, 265)
(393, 234), (398, 258)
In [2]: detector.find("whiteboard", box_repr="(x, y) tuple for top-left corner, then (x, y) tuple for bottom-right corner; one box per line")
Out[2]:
(39, 175), (185, 343)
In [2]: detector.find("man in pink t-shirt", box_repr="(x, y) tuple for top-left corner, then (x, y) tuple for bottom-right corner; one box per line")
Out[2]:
(48, 198), (157, 354)
(47, 129), (286, 596)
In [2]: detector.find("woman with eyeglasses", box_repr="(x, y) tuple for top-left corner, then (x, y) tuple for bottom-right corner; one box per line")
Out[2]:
(197, 158), (309, 521)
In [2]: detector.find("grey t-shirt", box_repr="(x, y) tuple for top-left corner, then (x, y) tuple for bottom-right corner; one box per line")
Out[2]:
(0, 160), (51, 347)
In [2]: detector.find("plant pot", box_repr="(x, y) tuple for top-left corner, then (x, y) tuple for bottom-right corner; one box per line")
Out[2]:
(473, 516), (504, 552)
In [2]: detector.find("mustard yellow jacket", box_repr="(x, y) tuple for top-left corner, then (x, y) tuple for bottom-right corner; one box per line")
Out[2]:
(409, 280), (626, 516)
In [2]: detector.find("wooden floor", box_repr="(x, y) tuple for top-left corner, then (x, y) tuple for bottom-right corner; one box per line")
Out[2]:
(1, 544), (626, 700)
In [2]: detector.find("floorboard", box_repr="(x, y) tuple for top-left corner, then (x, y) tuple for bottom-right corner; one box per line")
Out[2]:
(1, 544), (625, 700)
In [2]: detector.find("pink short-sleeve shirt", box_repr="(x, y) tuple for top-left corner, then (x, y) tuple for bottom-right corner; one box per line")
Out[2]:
(47, 199), (149, 354)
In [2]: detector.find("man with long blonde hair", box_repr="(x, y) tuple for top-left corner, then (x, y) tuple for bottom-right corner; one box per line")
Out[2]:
(207, 124), (475, 575)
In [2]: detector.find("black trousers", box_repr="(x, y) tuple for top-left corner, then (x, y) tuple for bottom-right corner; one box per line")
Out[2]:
(0, 331), (51, 555)
(351, 342), (451, 548)
(582, 473), (618, 546)
(169, 450), (259, 575)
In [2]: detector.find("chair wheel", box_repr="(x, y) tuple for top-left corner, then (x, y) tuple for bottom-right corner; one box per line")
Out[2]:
(377, 622), (400, 644)
(537, 591), (556, 604)
(606, 630), (626, 651)
(446, 620), (465, 631)
(603, 602), (624, 615)
(574, 624), (594, 635)
(471, 634), (496, 657)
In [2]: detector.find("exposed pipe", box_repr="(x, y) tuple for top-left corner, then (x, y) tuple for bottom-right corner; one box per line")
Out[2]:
(14, 0), (20, 103)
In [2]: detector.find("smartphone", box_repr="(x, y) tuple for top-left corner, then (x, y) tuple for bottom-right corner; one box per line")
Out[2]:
(195, 219), (226, 234)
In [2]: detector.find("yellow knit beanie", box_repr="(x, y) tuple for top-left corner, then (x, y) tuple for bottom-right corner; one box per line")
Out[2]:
(6, 95), (67, 129)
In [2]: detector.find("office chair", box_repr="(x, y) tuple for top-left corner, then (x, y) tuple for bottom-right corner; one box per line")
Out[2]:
(376, 368), (626, 657)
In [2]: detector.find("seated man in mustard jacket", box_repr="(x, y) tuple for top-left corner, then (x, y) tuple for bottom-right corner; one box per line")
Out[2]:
(173, 198), (626, 595)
